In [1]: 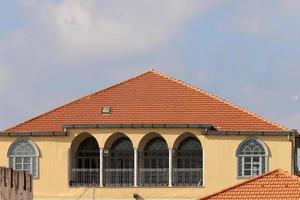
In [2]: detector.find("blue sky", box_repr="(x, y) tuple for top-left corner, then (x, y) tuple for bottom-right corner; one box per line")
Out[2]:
(0, 0), (300, 131)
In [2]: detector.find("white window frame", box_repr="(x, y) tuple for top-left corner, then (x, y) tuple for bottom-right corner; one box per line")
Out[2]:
(239, 155), (264, 177)
(236, 138), (268, 179)
(7, 138), (39, 178)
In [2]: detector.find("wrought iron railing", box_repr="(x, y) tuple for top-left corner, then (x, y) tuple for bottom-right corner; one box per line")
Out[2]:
(139, 168), (169, 186)
(104, 168), (134, 186)
(173, 168), (203, 186)
(69, 168), (203, 187)
(70, 168), (99, 186)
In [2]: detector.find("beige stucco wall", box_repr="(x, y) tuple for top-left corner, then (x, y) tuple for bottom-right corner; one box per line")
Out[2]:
(0, 128), (293, 200)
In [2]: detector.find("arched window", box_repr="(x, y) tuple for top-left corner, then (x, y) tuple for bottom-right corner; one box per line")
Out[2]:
(104, 137), (134, 186)
(76, 137), (99, 169)
(109, 137), (134, 169)
(71, 137), (100, 186)
(140, 137), (168, 186)
(8, 139), (39, 177)
(174, 137), (203, 186)
(236, 138), (268, 178)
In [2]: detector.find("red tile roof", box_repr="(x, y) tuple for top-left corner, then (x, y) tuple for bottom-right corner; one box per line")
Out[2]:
(6, 70), (287, 132)
(199, 169), (300, 200)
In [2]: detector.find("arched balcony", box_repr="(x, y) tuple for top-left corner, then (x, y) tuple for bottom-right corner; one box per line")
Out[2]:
(173, 136), (203, 186)
(68, 132), (204, 187)
(104, 136), (134, 186)
(70, 134), (100, 186)
(139, 136), (169, 186)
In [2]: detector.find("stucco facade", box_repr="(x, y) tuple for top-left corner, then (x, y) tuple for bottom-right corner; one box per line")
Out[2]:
(0, 128), (294, 200)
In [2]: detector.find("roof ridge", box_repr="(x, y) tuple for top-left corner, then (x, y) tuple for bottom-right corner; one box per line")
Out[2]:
(199, 169), (282, 200)
(150, 69), (288, 131)
(6, 70), (153, 131)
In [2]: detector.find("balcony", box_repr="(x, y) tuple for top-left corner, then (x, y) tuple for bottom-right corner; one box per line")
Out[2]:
(173, 168), (203, 186)
(70, 168), (99, 186)
(104, 168), (134, 186)
(69, 168), (203, 186)
(139, 168), (169, 186)
(69, 135), (203, 187)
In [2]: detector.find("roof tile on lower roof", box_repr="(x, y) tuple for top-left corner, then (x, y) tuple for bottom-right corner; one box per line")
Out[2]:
(199, 169), (300, 200)
(5, 70), (287, 132)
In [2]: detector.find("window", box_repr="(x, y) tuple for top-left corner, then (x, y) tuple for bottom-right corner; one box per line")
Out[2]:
(70, 136), (100, 186)
(236, 138), (268, 178)
(173, 137), (203, 186)
(140, 137), (169, 186)
(101, 106), (111, 114)
(104, 137), (134, 186)
(76, 137), (99, 169)
(8, 139), (39, 178)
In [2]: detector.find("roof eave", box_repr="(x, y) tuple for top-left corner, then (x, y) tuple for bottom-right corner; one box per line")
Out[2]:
(205, 130), (296, 136)
(0, 131), (67, 137)
(62, 123), (215, 129)
(2, 126), (297, 137)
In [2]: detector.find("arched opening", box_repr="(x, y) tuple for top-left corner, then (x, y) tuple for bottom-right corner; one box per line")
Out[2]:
(8, 138), (39, 178)
(236, 138), (268, 178)
(70, 134), (100, 186)
(139, 136), (169, 186)
(104, 137), (134, 186)
(173, 136), (203, 186)
(76, 137), (100, 169)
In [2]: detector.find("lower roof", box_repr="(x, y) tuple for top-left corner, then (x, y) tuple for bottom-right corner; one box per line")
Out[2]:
(200, 169), (300, 200)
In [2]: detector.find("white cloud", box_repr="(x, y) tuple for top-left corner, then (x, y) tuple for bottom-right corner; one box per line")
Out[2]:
(0, 0), (222, 84)
(292, 95), (300, 102)
(1, 0), (220, 63)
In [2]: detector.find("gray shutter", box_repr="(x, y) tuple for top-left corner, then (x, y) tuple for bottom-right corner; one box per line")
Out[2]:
(237, 157), (242, 177)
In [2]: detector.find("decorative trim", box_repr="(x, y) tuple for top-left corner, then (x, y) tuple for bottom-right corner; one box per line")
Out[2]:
(236, 137), (269, 156)
(7, 138), (40, 156)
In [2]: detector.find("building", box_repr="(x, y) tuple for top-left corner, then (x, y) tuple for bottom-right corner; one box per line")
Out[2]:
(199, 169), (300, 199)
(0, 70), (297, 200)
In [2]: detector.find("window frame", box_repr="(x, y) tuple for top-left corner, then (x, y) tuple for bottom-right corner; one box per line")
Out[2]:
(173, 137), (203, 186)
(7, 138), (40, 178)
(140, 137), (169, 186)
(236, 138), (269, 179)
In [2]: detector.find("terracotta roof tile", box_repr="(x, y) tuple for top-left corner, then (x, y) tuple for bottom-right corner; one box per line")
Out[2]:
(5, 70), (287, 132)
(199, 169), (300, 200)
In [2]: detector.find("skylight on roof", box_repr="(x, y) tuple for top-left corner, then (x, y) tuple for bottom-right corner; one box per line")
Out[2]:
(101, 106), (111, 114)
